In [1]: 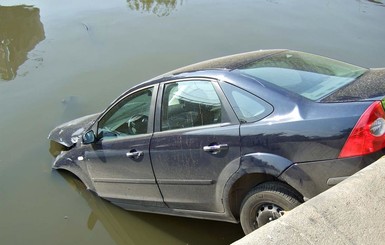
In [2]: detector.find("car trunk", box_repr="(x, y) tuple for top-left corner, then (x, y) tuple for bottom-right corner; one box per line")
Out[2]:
(322, 68), (385, 102)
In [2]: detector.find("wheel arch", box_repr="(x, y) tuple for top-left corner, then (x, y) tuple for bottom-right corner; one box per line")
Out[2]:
(223, 153), (303, 219)
(52, 151), (96, 192)
(228, 173), (276, 219)
(55, 165), (95, 192)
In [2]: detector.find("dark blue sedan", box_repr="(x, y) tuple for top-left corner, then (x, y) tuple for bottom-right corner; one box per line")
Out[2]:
(48, 49), (385, 234)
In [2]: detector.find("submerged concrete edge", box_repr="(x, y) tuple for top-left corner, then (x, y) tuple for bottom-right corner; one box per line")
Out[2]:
(233, 157), (385, 245)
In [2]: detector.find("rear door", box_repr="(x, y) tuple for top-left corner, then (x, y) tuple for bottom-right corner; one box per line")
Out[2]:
(150, 79), (241, 212)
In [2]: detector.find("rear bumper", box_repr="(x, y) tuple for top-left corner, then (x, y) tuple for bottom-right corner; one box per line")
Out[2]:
(278, 151), (384, 199)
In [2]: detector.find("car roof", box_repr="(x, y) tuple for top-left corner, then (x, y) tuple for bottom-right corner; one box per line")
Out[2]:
(128, 49), (286, 93)
(161, 49), (286, 77)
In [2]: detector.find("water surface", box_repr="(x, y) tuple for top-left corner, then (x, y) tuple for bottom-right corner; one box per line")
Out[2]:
(0, 0), (384, 244)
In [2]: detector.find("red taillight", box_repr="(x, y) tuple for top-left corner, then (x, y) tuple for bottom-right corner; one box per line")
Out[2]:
(339, 101), (385, 158)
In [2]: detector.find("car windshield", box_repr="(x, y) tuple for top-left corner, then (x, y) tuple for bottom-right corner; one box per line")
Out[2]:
(237, 50), (367, 101)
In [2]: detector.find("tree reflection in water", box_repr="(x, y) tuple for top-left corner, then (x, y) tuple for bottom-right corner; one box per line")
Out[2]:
(0, 5), (45, 81)
(127, 0), (183, 17)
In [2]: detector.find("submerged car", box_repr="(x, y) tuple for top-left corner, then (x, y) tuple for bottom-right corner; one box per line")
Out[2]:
(48, 49), (385, 234)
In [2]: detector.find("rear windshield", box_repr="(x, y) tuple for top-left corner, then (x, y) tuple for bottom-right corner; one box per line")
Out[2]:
(237, 51), (367, 101)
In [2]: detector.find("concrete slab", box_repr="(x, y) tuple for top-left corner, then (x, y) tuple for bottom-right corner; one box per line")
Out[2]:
(233, 158), (385, 245)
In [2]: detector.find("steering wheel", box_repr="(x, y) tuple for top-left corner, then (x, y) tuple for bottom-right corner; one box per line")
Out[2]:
(127, 114), (148, 135)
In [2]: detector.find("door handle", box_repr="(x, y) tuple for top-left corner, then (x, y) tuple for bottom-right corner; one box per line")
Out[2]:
(203, 144), (229, 154)
(126, 150), (144, 159)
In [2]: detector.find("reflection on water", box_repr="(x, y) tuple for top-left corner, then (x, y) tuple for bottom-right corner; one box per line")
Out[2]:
(0, 5), (45, 81)
(0, 0), (384, 244)
(127, 0), (183, 16)
(61, 171), (243, 245)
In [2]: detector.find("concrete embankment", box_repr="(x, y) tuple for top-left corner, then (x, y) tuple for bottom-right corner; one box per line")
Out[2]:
(233, 157), (385, 245)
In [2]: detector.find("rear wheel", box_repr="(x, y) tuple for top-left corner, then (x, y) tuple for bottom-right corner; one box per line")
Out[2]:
(240, 182), (302, 234)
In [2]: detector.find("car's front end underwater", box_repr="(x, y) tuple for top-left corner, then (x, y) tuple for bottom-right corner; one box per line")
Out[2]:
(47, 49), (385, 234)
(48, 113), (99, 148)
(48, 113), (101, 191)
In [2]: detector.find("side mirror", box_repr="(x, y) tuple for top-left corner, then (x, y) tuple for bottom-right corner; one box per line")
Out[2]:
(82, 130), (96, 144)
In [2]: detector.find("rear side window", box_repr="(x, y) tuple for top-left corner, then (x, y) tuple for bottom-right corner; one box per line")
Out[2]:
(220, 82), (272, 123)
(237, 51), (367, 101)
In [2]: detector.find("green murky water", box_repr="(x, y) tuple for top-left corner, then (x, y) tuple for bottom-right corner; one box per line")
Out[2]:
(0, 0), (384, 244)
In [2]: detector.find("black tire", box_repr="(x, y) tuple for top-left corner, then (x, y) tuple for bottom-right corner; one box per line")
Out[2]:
(240, 182), (302, 234)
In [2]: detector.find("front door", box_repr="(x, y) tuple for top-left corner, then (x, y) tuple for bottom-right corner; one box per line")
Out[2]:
(84, 86), (165, 208)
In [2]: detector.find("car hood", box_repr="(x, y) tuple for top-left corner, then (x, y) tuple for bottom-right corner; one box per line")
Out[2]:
(323, 68), (385, 102)
(48, 113), (100, 147)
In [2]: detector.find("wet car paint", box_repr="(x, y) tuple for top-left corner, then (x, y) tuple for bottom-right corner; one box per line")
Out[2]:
(48, 50), (385, 229)
(48, 113), (99, 147)
(1, 0), (385, 244)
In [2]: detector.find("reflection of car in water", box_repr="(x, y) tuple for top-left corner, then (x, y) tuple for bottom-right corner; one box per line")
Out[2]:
(49, 49), (385, 234)
(0, 5), (45, 80)
(60, 171), (243, 245)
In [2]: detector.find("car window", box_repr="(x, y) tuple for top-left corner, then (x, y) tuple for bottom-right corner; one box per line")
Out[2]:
(97, 87), (153, 138)
(220, 82), (272, 123)
(237, 50), (367, 101)
(161, 80), (221, 131)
